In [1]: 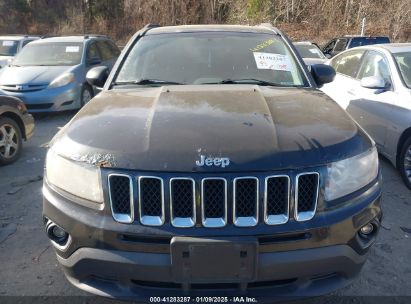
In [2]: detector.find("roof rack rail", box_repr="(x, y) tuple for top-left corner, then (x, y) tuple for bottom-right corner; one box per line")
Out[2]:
(41, 34), (59, 39)
(0, 34), (38, 37)
(293, 41), (314, 45)
(143, 23), (161, 29)
(343, 34), (364, 37)
(258, 23), (280, 35)
(84, 34), (110, 39)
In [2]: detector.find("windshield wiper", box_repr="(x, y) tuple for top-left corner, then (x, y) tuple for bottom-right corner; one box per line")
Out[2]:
(201, 78), (284, 86)
(113, 79), (185, 86)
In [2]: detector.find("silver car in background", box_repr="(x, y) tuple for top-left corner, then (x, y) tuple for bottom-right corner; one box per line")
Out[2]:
(0, 35), (40, 69)
(293, 41), (327, 66)
(0, 35), (120, 112)
(321, 43), (411, 189)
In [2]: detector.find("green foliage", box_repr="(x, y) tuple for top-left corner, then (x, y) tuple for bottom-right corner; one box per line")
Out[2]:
(8, 0), (30, 13)
(86, 0), (124, 20)
(247, 0), (268, 18)
(0, 0), (409, 42)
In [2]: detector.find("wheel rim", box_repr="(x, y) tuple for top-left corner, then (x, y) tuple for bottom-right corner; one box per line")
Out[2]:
(0, 124), (19, 159)
(82, 89), (92, 105)
(405, 144), (411, 182)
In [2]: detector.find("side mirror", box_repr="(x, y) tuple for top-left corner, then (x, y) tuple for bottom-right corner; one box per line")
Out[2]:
(360, 76), (386, 90)
(86, 66), (109, 88)
(310, 64), (336, 87)
(87, 57), (102, 66)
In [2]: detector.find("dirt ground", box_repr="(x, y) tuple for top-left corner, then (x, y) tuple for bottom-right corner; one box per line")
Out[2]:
(0, 112), (410, 302)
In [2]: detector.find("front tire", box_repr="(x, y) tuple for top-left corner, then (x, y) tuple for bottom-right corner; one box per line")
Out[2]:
(80, 85), (93, 107)
(399, 136), (411, 189)
(0, 117), (23, 165)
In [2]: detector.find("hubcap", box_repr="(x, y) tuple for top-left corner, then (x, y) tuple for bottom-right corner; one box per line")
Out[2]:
(82, 89), (92, 105)
(0, 124), (18, 159)
(405, 144), (411, 182)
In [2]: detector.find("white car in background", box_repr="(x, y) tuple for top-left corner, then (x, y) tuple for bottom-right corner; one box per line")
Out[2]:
(293, 41), (327, 65)
(321, 43), (411, 189)
(0, 35), (40, 69)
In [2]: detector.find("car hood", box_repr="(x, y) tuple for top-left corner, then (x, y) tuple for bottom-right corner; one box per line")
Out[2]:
(0, 65), (73, 85)
(51, 85), (372, 172)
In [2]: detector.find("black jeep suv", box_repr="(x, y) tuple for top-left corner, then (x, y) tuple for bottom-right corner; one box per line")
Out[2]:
(42, 24), (382, 301)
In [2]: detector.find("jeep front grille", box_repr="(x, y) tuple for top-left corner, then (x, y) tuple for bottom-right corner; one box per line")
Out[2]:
(107, 172), (320, 227)
(233, 177), (259, 227)
(108, 174), (134, 224)
(264, 175), (290, 225)
(295, 172), (319, 222)
(201, 178), (227, 227)
(139, 177), (164, 226)
(170, 178), (196, 227)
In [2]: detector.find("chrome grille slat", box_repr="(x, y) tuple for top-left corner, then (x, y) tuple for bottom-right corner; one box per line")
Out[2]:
(295, 172), (319, 222)
(264, 175), (290, 225)
(201, 178), (227, 228)
(170, 178), (196, 228)
(108, 174), (134, 224)
(139, 176), (165, 226)
(108, 172), (320, 226)
(233, 177), (259, 227)
(0, 84), (47, 92)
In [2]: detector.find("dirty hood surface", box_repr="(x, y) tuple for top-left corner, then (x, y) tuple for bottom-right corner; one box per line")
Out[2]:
(51, 85), (371, 172)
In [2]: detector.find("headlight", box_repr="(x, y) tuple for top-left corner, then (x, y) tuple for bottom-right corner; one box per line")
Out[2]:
(45, 149), (103, 203)
(325, 147), (379, 201)
(48, 73), (75, 88)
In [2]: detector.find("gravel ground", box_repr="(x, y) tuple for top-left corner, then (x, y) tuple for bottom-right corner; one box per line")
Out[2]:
(0, 112), (410, 303)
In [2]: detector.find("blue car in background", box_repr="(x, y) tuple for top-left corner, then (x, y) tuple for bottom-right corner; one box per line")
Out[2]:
(0, 35), (120, 112)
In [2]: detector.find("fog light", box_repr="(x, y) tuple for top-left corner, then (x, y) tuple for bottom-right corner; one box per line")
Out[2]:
(360, 223), (374, 235)
(47, 224), (68, 245)
(52, 226), (67, 239)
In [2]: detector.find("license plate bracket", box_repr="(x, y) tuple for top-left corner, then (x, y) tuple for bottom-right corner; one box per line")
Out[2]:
(170, 237), (258, 283)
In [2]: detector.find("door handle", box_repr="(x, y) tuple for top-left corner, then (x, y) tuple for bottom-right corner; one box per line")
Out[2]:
(347, 89), (356, 95)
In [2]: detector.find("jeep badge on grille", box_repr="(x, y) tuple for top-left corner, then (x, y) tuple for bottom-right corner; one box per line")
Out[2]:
(196, 155), (230, 168)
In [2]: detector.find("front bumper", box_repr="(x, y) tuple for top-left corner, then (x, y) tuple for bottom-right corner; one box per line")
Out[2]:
(42, 177), (382, 301)
(59, 245), (365, 300)
(22, 113), (34, 140)
(0, 83), (81, 113)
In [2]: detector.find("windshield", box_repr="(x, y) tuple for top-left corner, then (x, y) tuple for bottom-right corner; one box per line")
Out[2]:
(294, 44), (325, 59)
(13, 42), (83, 66)
(394, 52), (411, 88)
(0, 40), (18, 56)
(115, 32), (308, 87)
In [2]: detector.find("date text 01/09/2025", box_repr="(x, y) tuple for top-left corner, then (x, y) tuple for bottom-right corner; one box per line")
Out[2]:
(149, 297), (258, 303)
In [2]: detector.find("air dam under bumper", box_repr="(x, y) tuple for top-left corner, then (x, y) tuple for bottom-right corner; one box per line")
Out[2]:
(43, 178), (382, 301)
(59, 244), (366, 300)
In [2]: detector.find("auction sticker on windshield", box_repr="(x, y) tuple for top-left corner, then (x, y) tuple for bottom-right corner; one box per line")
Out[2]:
(2, 41), (14, 46)
(66, 46), (80, 53)
(253, 52), (292, 71)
